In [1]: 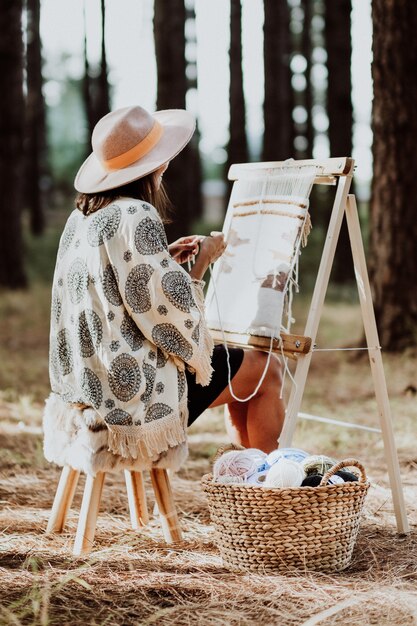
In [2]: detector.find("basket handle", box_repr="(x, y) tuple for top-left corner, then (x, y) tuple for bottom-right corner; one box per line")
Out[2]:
(212, 443), (245, 464)
(319, 458), (367, 486)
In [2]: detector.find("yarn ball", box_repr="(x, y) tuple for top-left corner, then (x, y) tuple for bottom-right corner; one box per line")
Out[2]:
(266, 447), (309, 466)
(243, 448), (268, 465)
(301, 470), (359, 487)
(246, 468), (269, 486)
(337, 470), (358, 483)
(263, 458), (305, 489)
(213, 450), (258, 484)
(301, 455), (336, 476)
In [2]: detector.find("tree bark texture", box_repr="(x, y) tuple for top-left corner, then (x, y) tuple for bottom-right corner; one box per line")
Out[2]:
(83, 1), (95, 142)
(226, 0), (248, 186)
(301, 0), (313, 159)
(0, 0), (27, 287)
(95, 0), (111, 123)
(370, 0), (417, 350)
(25, 0), (46, 235)
(154, 0), (191, 242)
(262, 0), (293, 161)
(325, 0), (354, 283)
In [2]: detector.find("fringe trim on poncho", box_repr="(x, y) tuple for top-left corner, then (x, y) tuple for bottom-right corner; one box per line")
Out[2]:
(43, 392), (188, 475)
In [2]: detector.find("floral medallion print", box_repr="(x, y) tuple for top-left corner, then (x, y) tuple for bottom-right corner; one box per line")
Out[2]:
(77, 309), (103, 357)
(67, 258), (89, 305)
(51, 290), (62, 325)
(145, 402), (173, 423)
(105, 408), (133, 426)
(155, 382), (164, 395)
(110, 340), (120, 352)
(157, 305), (168, 316)
(108, 353), (141, 402)
(55, 329), (74, 376)
(160, 259), (169, 268)
(107, 311), (115, 322)
(177, 369), (186, 401)
(156, 347), (168, 369)
(134, 217), (168, 255)
(104, 398), (115, 410)
(121, 312), (145, 351)
(102, 264), (123, 306)
(125, 264), (154, 313)
(58, 215), (77, 259)
(87, 204), (121, 247)
(80, 368), (103, 409)
(161, 271), (196, 313)
(140, 363), (156, 405)
(127, 205), (137, 215)
(151, 324), (193, 361)
(123, 250), (132, 262)
(191, 323), (200, 345)
(184, 319), (193, 329)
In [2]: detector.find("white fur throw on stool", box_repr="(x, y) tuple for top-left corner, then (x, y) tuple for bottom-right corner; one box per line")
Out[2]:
(43, 393), (188, 476)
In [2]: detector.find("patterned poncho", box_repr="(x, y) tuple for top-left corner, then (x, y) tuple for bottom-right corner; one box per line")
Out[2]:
(49, 198), (214, 460)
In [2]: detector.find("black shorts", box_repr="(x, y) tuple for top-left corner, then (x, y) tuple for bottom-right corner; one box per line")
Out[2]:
(185, 344), (245, 426)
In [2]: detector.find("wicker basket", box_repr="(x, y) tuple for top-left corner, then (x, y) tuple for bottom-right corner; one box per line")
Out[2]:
(201, 452), (370, 573)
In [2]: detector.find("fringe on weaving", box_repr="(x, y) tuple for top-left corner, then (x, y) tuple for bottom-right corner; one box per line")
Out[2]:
(191, 279), (214, 387)
(106, 413), (187, 460)
(301, 212), (312, 247)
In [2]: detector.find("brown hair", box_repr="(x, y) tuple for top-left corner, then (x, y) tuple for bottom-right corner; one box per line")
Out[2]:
(75, 171), (172, 222)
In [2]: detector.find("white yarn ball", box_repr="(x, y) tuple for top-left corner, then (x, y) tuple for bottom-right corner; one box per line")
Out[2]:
(246, 468), (269, 486)
(266, 447), (309, 466)
(213, 450), (258, 483)
(242, 448), (267, 465)
(263, 458), (305, 489)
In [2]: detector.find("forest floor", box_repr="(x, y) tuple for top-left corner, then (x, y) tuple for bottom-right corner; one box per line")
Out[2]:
(0, 283), (417, 625)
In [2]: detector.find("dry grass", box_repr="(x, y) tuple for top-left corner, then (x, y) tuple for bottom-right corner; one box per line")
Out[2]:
(1, 287), (417, 625)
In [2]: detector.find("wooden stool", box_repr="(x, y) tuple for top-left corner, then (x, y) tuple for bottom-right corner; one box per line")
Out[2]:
(46, 466), (182, 555)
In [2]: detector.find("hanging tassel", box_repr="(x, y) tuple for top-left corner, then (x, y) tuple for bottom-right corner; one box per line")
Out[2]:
(301, 212), (312, 247)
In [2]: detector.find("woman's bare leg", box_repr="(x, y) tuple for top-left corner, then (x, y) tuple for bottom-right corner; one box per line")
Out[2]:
(209, 350), (285, 453)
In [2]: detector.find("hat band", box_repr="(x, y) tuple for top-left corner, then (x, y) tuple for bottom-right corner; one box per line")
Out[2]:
(102, 120), (163, 171)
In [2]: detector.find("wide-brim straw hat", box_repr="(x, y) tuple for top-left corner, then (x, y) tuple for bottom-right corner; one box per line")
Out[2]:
(74, 105), (195, 193)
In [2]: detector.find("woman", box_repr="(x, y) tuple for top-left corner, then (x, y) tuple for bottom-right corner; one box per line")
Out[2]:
(45, 105), (284, 473)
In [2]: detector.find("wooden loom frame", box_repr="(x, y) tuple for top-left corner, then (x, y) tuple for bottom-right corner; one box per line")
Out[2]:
(212, 157), (409, 535)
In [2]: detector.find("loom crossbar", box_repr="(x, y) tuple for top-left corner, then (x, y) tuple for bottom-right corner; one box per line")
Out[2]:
(228, 157), (354, 182)
(210, 330), (311, 360)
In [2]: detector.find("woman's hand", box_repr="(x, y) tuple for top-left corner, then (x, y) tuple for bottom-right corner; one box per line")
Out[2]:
(168, 235), (202, 264)
(189, 232), (227, 280)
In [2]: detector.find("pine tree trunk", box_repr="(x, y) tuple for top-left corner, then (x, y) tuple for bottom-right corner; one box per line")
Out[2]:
(226, 0), (248, 187)
(370, 0), (417, 350)
(83, 0), (95, 142)
(154, 0), (190, 243)
(25, 0), (46, 235)
(0, 0), (27, 288)
(301, 0), (313, 159)
(262, 0), (293, 161)
(94, 0), (110, 123)
(325, 0), (354, 283)
(185, 0), (203, 222)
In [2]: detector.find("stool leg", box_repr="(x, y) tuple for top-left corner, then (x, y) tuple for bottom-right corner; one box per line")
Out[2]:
(73, 472), (105, 556)
(150, 469), (182, 543)
(46, 466), (80, 534)
(124, 470), (149, 529)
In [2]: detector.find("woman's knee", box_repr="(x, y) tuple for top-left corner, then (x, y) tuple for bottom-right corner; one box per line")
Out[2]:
(245, 350), (282, 387)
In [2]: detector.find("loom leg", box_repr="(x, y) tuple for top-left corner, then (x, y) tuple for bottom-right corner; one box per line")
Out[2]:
(345, 194), (409, 534)
(73, 472), (105, 556)
(150, 469), (182, 543)
(46, 466), (80, 534)
(124, 470), (149, 529)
